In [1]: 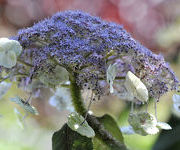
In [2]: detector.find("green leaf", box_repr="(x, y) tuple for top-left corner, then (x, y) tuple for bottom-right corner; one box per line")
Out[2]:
(93, 137), (110, 150)
(52, 124), (93, 150)
(92, 114), (127, 150)
(97, 114), (124, 144)
(67, 112), (95, 138)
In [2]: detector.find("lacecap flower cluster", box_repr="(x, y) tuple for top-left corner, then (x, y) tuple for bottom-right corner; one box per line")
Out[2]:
(2, 10), (178, 102)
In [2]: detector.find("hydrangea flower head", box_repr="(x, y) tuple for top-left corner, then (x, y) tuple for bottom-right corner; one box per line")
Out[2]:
(3, 10), (178, 101)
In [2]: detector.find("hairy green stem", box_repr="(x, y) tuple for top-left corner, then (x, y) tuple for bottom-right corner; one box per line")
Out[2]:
(69, 74), (86, 115)
(69, 74), (127, 150)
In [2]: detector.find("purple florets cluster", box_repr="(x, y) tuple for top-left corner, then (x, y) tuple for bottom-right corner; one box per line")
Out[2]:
(8, 10), (179, 100)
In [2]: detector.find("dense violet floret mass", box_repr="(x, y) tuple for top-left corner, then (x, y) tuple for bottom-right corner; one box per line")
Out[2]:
(9, 10), (179, 100)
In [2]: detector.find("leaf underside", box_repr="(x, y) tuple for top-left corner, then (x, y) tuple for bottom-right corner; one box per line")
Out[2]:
(52, 114), (126, 150)
(67, 112), (95, 138)
(93, 114), (127, 150)
(97, 114), (124, 143)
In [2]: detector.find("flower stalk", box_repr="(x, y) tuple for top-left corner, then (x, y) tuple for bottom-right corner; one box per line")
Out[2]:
(69, 74), (127, 150)
(69, 73), (86, 115)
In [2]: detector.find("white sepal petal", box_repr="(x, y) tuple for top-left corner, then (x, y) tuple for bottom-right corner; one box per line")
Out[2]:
(143, 126), (159, 135)
(0, 51), (17, 68)
(0, 38), (22, 68)
(106, 63), (118, 93)
(157, 122), (172, 130)
(125, 71), (148, 102)
(0, 38), (22, 55)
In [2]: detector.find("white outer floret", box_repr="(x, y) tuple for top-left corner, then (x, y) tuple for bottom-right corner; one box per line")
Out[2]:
(0, 38), (22, 68)
(125, 71), (149, 102)
(106, 63), (118, 93)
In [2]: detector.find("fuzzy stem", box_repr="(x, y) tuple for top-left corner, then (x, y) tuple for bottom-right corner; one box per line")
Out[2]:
(69, 74), (127, 150)
(69, 73), (86, 115)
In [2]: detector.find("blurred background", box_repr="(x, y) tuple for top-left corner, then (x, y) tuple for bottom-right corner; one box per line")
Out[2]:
(0, 0), (180, 150)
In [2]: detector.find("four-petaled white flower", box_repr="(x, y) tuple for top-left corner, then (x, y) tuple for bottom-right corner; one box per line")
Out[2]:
(0, 38), (22, 68)
(128, 112), (158, 136)
(121, 112), (172, 136)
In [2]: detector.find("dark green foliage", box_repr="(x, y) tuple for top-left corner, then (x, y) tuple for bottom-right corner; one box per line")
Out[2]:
(93, 137), (110, 150)
(52, 124), (93, 150)
(92, 114), (126, 150)
(97, 114), (124, 144)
